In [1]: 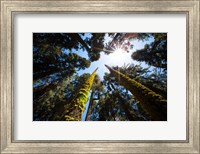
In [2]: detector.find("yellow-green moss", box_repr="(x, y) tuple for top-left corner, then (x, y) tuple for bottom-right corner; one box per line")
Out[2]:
(64, 115), (75, 121)
(64, 68), (98, 121)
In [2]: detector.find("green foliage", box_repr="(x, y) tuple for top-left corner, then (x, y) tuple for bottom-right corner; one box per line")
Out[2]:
(33, 33), (167, 121)
(132, 33), (167, 69)
(33, 34), (91, 82)
(33, 78), (70, 120)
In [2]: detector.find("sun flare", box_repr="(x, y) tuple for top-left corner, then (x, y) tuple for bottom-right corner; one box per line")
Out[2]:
(114, 48), (124, 53)
(107, 48), (127, 66)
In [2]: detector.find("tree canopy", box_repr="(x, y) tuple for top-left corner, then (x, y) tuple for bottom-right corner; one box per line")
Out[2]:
(33, 33), (167, 121)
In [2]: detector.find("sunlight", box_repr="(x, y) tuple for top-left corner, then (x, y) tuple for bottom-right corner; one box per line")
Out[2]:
(107, 48), (128, 66)
(110, 48), (125, 61)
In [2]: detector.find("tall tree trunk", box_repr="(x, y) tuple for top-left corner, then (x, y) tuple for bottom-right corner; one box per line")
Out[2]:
(85, 90), (94, 121)
(68, 33), (92, 53)
(105, 65), (167, 121)
(114, 91), (142, 121)
(93, 47), (113, 53)
(108, 33), (121, 49)
(109, 82), (140, 121)
(68, 34), (114, 54)
(63, 68), (98, 121)
(139, 81), (167, 99)
(33, 78), (61, 99)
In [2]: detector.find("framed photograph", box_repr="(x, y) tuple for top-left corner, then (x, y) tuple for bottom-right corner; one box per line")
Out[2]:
(1, 0), (199, 153)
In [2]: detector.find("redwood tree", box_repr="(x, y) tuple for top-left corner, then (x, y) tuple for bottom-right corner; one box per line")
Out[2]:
(105, 64), (167, 121)
(63, 68), (98, 121)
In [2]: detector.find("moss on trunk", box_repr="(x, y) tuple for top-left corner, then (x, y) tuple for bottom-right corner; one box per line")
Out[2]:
(105, 64), (167, 121)
(64, 68), (98, 121)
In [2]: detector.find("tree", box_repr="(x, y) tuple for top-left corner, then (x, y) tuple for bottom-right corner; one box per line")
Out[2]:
(131, 33), (167, 69)
(98, 93), (118, 121)
(105, 64), (167, 121)
(85, 75), (104, 121)
(49, 73), (92, 121)
(103, 72), (147, 121)
(106, 33), (135, 52)
(33, 33), (115, 83)
(63, 68), (98, 121)
(114, 64), (167, 99)
(88, 72), (148, 121)
(33, 78), (70, 121)
(33, 47), (91, 82)
(113, 91), (141, 121)
(66, 33), (114, 61)
(33, 33), (111, 121)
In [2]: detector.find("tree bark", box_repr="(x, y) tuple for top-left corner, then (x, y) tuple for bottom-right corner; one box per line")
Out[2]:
(85, 90), (94, 121)
(63, 68), (98, 121)
(105, 64), (167, 121)
(68, 33), (92, 53)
